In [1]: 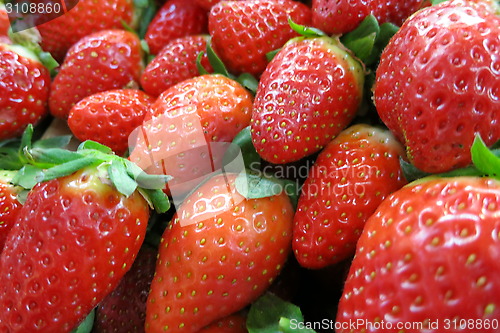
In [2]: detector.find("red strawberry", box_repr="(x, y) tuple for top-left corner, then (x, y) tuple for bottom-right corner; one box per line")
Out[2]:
(0, 6), (10, 44)
(145, 173), (294, 332)
(140, 35), (213, 97)
(49, 29), (143, 119)
(145, 0), (208, 55)
(0, 43), (50, 140)
(374, 0), (500, 174)
(67, 89), (154, 155)
(194, 0), (225, 11)
(93, 245), (157, 333)
(336, 176), (500, 332)
(36, 0), (134, 61)
(292, 124), (407, 269)
(208, 0), (312, 77)
(311, 0), (425, 35)
(0, 171), (22, 254)
(199, 312), (248, 333)
(251, 36), (364, 164)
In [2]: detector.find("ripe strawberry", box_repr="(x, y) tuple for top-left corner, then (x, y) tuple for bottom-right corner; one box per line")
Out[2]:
(36, 0), (134, 61)
(311, 0), (425, 35)
(67, 89), (154, 155)
(293, 124), (407, 269)
(140, 35), (213, 97)
(251, 36), (364, 164)
(208, 0), (312, 77)
(0, 43), (50, 140)
(49, 29), (143, 119)
(145, 0), (208, 55)
(336, 177), (500, 332)
(93, 245), (157, 333)
(374, 0), (500, 173)
(145, 173), (294, 332)
(0, 171), (22, 254)
(199, 312), (248, 333)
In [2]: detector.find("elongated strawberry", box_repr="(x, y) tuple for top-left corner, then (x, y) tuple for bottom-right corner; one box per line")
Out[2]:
(374, 0), (500, 173)
(49, 29), (143, 119)
(337, 176), (500, 332)
(145, 0), (208, 55)
(67, 89), (154, 155)
(140, 35), (213, 97)
(0, 43), (50, 140)
(36, 0), (134, 61)
(251, 36), (364, 164)
(0, 171), (22, 254)
(209, 0), (312, 77)
(293, 124), (407, 269)
(145, 173), (294, 333)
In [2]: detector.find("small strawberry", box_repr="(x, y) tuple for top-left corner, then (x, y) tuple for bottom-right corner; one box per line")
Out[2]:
(67, 89), (154, 155)
(36, 0), (134, 61)
(145, 172), (294, 332)
(0, 171), (22, 254)
(93, 245), (157, 333)
(374, 0), (500, 173)
(208, 0), (312, 77)
(49, 29), (143, 119)
(145, 0), (208, 55)
(251, 36), (364, 164)
(336, 176), (500, 333)
(140, 35), (213, 97)
(199, 312), (248, 333)
(292, 124), (407, 269)
(0, 43), (51, 140)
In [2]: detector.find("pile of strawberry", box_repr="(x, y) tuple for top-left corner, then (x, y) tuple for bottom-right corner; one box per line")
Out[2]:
(0, 0), (499, 332)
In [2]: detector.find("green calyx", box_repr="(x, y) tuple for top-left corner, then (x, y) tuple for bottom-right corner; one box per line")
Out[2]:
(8, 28), (59, 73)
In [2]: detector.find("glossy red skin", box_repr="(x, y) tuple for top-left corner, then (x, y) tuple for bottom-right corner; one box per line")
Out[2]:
(145, 0), (208, 55)
(251, 36), (364, 164)
(36, 0), (134, 61)
(0, 45), (50, 140)
(374, 0), (500, 173)
(49, 29), (143, 119)
(145, 173), (294, 333)
(0, 167), (149, 333)
(141, 35), (213, 97)
(0, 180), (22, 254)
(198, 312), (248, 333)
(293, 124), (407, 269)
(209, 0), (312, 77)
(93, 245), (157, 333)
(337, 177), (500, 333)
(312, 0), (424, 35)
(67, 89), (154, 155)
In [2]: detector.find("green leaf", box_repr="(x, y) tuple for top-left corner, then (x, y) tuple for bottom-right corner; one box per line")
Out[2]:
(32, 135), (72, 149)
(12, 165), (45, 189)
(236, 73), (259, 94)
(279, 318), (318, 333)
(431, 0), (448, 4)
(137, 1), (157, 39)
(206, 40), (232, 78)
(28, 148), (83, 167)
(266, 48), (280, 62)
(41, 157), (100, 182)
(247, 293), (317, 333)
(108, 159), (138, 197)
(341, 14), (380, 45)
(140, 188), (171, 213)
(224, 126), (262, 172)
(288, 17), (326, 38)
(400, 158), (430, 182)
(123, 159), (171, 190)
(196, 51), (210, 75)
(471, 135), (500, 178)
(20, 123), (34, 151)
(71, 309), (95, 333)
(77, 140), (113, 154)
(37, 50), (59, 73)
(235, 171), (285, 199)
(281, 179), (299, 209)
(343, 33), (377, 64)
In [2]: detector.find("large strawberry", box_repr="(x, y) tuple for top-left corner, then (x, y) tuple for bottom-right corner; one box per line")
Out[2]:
(251, 35), (364, 164)
(36, 0), (134, 61)
(374, 0), (500, 173)
(293, 124), (407, 269)
(208, 0), (312, 77)
(145, 172), (294, 332)
(0, 141), (169, 332)
(336, 176), (500, 333)
(67, 89), (154, 155)
(49, 29), (143, 119)
(140, 35), (213, 97)
(145, 0), (208, 55)
(0, 171), (22, 253)
(0, 43), (51, 140)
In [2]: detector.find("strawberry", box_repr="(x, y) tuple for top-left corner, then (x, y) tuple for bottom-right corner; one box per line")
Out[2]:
(374, 0), (500, 173)
(208, 0), (312, 77)
(67, 89), (154, 155)
(49, 29), (143, 119)
(93, 245), (157, 333)
(311, 0), (425, 35)
(293, 124), (407, 269)
(0, 5), (10, 44)
(36, 0), (134, 61)
(199, 312), (248, 333)
(140, 35), (213, 97)
(336, 176), (500, 332)
(0, 171), (22, 254)
(145, 173), (294, 332)
(251, 36), (364, 164)
(0, 43), (50, 140)
(194, 0), (225, 11)
(145, 0), (208, 55)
